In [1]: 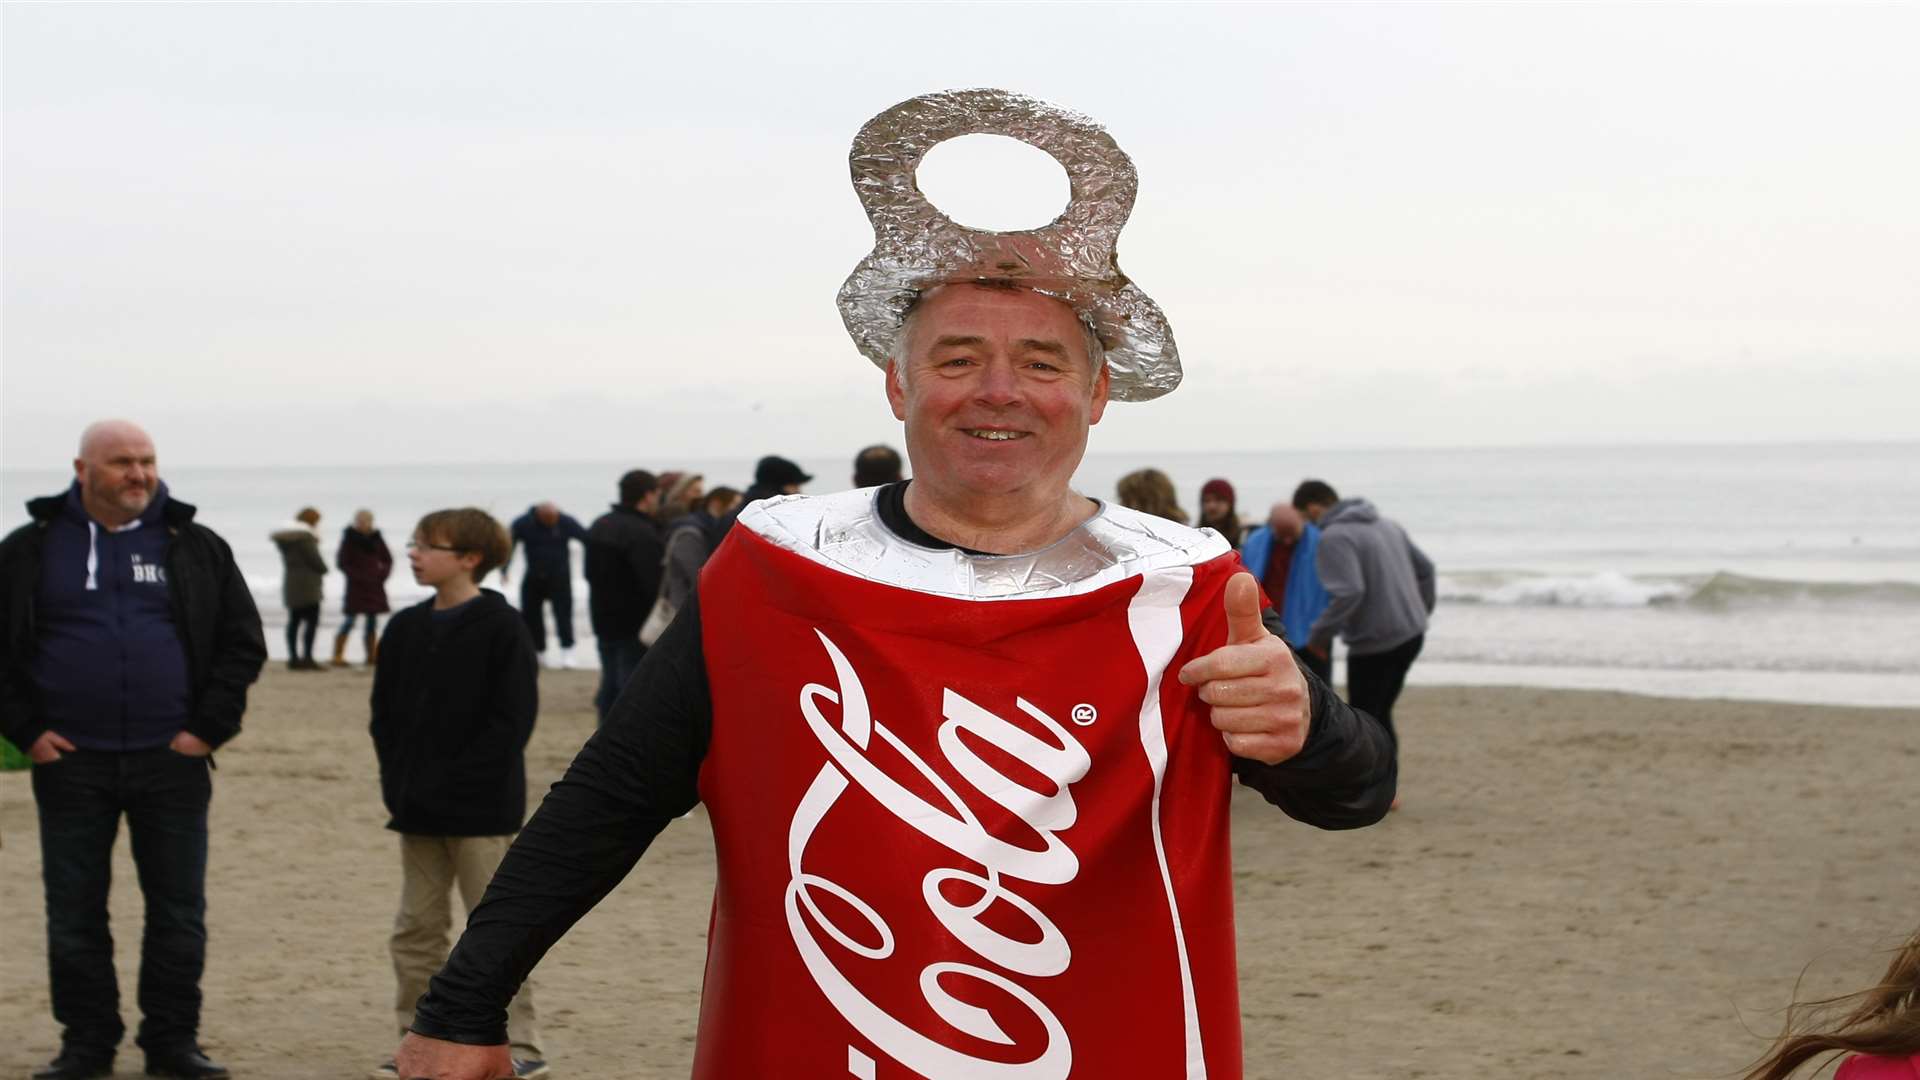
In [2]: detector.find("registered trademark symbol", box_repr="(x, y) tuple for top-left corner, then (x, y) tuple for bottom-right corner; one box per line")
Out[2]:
(1070, 703), (1097, 726)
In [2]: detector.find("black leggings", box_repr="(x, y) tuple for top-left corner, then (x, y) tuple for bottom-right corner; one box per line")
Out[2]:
(1345, 633), (1424, 738)
(287, 605), (320, 661)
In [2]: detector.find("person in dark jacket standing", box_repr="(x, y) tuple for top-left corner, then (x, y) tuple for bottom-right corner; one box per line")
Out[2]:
(370, 508), (545, 1080)
(0, 419), (265, 1080)
(502, 502), (589, 670)
(582, 470), (662, 723)
(333, 509), (394, 667)
(271, 508), (329, 671)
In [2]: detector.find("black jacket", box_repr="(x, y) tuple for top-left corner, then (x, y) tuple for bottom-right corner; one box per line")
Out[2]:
(370, 590), (538, 836)
(0, 490), (267, 753)
(583, 506), (663, 638)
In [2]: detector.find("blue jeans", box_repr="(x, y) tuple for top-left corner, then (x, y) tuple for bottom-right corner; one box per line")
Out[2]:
(339, 612), (382, 639)
(31, 747), (213, 1057)
(594, 636), (645, 725)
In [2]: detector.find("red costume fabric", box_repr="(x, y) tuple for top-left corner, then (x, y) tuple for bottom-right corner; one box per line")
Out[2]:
(1837, 1053), (1920, 1080)
(694, 510), (1248, 1079)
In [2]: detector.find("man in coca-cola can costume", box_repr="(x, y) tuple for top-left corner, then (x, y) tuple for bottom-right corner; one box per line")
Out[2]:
(394, 89), (1396, 1080)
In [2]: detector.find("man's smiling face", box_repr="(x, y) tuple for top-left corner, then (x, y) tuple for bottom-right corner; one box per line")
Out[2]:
(885, 284), (1109, 510)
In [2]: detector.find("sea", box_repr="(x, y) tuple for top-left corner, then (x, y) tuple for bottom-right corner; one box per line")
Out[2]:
(4, 441), (1917, 708)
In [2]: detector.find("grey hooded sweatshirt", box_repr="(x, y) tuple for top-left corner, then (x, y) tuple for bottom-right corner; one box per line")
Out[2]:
(1306, 498), (1435, 656)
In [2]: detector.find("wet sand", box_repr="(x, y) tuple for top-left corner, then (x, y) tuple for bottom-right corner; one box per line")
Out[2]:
(2, 670), (1914, 1079)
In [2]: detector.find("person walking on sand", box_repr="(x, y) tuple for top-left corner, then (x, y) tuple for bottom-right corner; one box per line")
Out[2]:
(503, 502), (590, 669)
(369, 509), (546, 1080)
(272, 507), (329, 671)
(0, 419), (265, 1080)
(1294, 480), (1435, 737)
(334, 509), (394, 667)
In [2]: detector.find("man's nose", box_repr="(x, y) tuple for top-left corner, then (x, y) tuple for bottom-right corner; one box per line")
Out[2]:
(972, 361), (1022, 406)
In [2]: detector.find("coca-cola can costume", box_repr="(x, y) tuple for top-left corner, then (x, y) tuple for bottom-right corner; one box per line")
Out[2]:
(696, 490), (1246, 1078)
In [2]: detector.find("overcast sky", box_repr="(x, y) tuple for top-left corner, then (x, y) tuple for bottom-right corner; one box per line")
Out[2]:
(3, 3), (1916, 467)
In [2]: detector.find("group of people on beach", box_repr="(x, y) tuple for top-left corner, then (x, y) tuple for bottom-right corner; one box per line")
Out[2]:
(4, 82), (1914, 1080)
(1115, 468), (1437, 744)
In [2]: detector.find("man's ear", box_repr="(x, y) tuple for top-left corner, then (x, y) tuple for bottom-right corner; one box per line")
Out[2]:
(1087, 362), (1111, 426)
(885, 360), (908, 422)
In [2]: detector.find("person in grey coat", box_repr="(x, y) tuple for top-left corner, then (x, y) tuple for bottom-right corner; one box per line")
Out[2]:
(1293, 480), (1435, 738)
(270, 508), (329, 671)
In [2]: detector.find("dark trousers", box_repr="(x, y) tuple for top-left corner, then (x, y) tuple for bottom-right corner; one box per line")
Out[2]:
(521, 572), (575, 652)
(1345, 633), (1424, 737)
(31, 747), (213, 1057)
(286, 604), (320, 661)
(594, 636), (645, 725)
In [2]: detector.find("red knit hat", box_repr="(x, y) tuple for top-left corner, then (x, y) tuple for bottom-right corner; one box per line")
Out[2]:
(1200, 478), (1235, 505)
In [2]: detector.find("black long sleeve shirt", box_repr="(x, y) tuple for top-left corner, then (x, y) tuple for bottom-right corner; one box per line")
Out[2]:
(409, 484), (1397, 1044)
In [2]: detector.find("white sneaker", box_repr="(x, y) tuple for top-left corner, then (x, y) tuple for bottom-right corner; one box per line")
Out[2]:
(560, 647), (577, 670)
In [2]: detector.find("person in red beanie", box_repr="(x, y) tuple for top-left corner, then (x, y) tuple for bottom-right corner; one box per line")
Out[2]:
(1198, 477), (1242, 548)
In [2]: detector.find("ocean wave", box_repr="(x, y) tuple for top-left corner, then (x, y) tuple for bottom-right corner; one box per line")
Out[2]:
(1440, 570), (1920, 611)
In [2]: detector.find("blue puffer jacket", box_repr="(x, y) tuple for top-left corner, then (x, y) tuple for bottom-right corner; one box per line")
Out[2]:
(1240, 522), (1331, 648)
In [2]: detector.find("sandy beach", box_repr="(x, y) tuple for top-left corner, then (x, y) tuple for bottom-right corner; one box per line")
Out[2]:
(2, 668), (1914, 1080)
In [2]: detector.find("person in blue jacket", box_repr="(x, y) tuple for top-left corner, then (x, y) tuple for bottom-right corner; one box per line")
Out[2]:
(501, 502), (589, 669)
(1239, 501), (1331, 681)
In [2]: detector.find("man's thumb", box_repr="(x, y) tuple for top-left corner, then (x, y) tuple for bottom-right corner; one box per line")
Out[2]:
(1224, 572), (1266, 645)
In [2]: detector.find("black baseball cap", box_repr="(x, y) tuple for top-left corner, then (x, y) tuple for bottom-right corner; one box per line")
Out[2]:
(755, 455), (813, 488)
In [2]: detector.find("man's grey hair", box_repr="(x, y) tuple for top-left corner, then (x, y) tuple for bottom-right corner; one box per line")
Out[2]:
(889, 287), (1107, 386)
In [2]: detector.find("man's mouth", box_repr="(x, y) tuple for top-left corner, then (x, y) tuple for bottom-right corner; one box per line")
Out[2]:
(965, 429), (1028, 442)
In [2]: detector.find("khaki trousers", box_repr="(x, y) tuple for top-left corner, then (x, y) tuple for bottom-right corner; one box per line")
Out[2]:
(391, 833), (540, 1055)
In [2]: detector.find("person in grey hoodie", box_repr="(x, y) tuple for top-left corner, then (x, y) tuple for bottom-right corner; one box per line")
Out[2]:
(1293, 480), (1435, 738)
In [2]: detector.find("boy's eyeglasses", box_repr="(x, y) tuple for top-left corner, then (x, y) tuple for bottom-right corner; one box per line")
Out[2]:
(406, 541), (464, 553)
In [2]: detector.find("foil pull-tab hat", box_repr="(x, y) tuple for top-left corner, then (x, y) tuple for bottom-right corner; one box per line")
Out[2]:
(836, 88), (1181, 402)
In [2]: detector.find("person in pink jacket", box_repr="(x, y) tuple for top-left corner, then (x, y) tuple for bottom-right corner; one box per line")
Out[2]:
(1741, 926), (1920, 1080)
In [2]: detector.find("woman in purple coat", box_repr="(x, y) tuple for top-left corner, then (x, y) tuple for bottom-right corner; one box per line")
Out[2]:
(332, 508), (393, 666)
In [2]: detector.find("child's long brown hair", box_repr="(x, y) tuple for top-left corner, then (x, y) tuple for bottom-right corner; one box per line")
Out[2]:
(1741, 928), (1920, 1080)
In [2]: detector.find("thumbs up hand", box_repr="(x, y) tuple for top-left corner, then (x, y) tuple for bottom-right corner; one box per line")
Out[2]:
(1177, 572), (1312, 765)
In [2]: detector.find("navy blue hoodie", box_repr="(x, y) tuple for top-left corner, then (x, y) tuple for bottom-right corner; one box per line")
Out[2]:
(29, 482), (192, 750)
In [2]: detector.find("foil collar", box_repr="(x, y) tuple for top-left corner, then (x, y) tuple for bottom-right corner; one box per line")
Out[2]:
(740, 489), (1229, 600)
(836, 88), (1181, 403)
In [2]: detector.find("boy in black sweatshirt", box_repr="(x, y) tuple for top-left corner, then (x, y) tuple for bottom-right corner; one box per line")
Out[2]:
(368, 509), (546, 1080)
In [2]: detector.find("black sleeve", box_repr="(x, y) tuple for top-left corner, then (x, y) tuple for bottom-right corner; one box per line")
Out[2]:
(185, 534), (268, 749)
(627, 528), (665, 607)
(408, 588), (713, 1045)
(1229, 654), (1397, 830)
(494, 613), (539, 751)
(0, 531), (44, 751)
